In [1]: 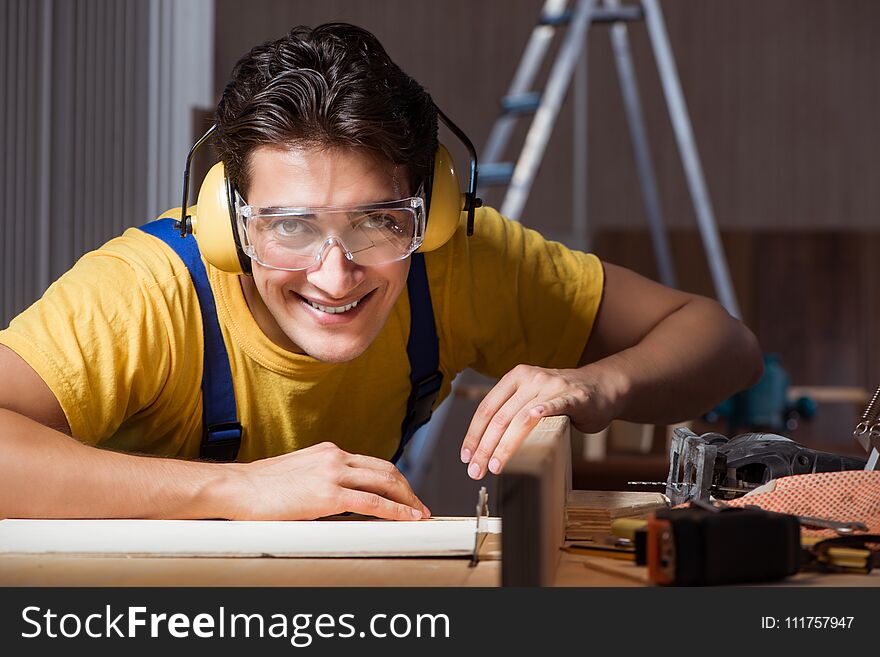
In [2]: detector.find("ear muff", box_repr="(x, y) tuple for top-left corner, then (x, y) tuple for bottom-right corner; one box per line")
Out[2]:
(191, 162), (249, 275)
(417, 143), (466, 252)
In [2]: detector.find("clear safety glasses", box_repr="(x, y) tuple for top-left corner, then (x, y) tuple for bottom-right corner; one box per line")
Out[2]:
(235, 194), (426, 271)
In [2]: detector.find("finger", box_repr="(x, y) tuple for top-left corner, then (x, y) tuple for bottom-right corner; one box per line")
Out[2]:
(339, 465), (431, 518)
(467, 386), (540, 480)
(344, 454), (431, 517)
(340, 489), (424, 521)
(486, 404), (546, 475)
(460, 371), (523, 465)
(531, 394), (579, 419)
(345, 452), (405, 472)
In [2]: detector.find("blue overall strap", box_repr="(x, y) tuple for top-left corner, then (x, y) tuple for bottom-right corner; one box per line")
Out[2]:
(138, 218), (242, 461)
(391, 252), (443, 464)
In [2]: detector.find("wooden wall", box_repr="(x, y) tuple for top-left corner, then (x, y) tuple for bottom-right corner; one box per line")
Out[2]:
(214, 0), (880, 236)
(595, 228), (878, 455)
(211, 1), (880, 510)
(419, 228), (876, 510)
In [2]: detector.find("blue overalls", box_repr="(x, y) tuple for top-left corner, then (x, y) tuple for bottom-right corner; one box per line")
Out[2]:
(139, 218), (442, 462)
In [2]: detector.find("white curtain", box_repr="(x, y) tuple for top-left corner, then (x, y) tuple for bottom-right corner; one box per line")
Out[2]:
(0, 0), (214, 327)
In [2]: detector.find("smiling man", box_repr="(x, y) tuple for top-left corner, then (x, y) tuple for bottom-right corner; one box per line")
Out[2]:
(239, 146), (411, 363)
(0, 23), (762, 521)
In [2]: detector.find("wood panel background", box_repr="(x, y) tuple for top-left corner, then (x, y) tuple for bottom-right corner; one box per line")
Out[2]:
(1, 2), (872, 514)
(425, 228), (878, 503)
(214, 0), (880, 236)
(211, 1), (880, 511)
(594, 228), (878, 454)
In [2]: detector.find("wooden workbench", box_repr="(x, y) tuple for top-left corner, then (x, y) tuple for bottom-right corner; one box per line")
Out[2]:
(2, 417), (877, 587)
(0, 555), (499, 587)
(4, 546), (877, 586)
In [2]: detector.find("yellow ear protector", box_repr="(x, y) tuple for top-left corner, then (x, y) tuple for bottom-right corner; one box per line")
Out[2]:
(170, 107), (482, 275)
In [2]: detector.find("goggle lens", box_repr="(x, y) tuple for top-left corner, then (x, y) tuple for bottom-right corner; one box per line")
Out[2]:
(237, 198), (424, 271)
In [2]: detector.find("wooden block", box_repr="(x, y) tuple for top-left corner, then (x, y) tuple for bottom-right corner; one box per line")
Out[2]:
(564, 490), (669, 540)
(788, 386), (868, 405)
(500, 416), (571, 586)
(0, 517), (502, 558)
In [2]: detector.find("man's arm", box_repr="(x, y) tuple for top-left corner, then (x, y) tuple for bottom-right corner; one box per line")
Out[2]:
(0, 345), (429, 520)
(460, 262), (764, 479)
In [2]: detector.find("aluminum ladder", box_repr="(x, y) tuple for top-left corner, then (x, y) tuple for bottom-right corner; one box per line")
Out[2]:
(400, 0), (741, 490)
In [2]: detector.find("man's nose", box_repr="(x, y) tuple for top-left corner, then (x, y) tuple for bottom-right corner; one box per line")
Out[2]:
(305, 239), (364, 297)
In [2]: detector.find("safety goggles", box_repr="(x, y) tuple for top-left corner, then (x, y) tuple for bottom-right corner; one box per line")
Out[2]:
(235, 194), (426, 271)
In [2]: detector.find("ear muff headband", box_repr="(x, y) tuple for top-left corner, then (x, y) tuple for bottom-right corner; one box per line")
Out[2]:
(176, 107), (481, 273)
(173, 124), (250, 275)
(435, 107), (481, 238)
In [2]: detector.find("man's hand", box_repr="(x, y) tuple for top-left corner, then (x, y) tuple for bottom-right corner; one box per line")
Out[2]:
(0, 347), (431, 521)
(459, 364), (620, 479)
(220, 442), (431, 521)
(458, 262), (763, 481)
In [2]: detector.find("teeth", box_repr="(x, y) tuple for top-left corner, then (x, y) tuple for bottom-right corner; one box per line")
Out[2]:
(305, 298), (360, 314)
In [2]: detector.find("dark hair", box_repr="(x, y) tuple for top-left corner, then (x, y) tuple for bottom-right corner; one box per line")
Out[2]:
(215, 23), (438, 197)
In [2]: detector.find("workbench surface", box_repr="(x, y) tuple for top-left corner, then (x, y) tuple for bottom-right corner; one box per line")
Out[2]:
(3, 549), (877, 586)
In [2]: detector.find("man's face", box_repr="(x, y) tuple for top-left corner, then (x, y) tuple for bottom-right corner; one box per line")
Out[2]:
(240, 145), (411, 363)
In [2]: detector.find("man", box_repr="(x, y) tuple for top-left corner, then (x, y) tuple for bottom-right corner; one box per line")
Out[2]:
(0, 23), (762, 521)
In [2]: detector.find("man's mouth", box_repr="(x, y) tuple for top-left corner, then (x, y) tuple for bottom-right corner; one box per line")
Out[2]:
(305, 298), (360, 314)
(298, 290), (373, 315)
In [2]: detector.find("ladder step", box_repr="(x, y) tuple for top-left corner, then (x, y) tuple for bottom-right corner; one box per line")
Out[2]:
(540, 5), (643, 27)
(501, 92), (541, 116)
(478, 163), (515, 186)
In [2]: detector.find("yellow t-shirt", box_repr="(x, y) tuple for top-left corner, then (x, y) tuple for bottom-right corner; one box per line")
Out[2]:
(0, 206), (604, 462)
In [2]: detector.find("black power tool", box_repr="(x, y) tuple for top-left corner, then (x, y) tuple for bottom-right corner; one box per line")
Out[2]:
(662, 428), (867, 505)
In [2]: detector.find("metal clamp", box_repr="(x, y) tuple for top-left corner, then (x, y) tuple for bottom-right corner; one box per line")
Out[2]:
(470, 486), (490, 567)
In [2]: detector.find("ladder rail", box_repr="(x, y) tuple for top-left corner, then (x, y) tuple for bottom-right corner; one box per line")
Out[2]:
(641, 0), (740, 317)
(607, 0), (676, 287)
(502, 0), (598, 220)
(406, 0), (743, 493)
(572, 43), (589, 251)
(482, 0), (571, 167)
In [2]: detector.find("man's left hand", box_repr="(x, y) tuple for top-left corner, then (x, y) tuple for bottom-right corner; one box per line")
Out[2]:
(459, 364), (620, 479)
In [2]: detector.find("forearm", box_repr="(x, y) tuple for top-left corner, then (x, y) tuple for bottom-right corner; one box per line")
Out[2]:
(587, 298), (763, 425)
(0, 408), (235, 519)
(459, 268), (765, 480)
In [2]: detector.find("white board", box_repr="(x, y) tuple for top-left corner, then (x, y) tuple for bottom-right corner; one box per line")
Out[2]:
(0, 517), (502, 558)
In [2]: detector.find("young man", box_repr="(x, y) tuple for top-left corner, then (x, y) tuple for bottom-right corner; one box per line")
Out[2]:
(0, 23), (762, 521)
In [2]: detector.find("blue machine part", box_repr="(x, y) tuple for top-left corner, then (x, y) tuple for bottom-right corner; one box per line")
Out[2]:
(704, 354), (816, 434)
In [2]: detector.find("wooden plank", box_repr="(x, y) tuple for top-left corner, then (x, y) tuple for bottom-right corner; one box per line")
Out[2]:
(565, 490), (669, 540)
(788, 386), (868, 405)
(0, 517), (501, 558)
(500, 416), (571, 586)
(566, 490), (668, 514)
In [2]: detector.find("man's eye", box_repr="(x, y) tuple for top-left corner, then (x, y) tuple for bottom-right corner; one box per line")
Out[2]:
(269, 218), (308, 236)
(361, 213), (403, 232)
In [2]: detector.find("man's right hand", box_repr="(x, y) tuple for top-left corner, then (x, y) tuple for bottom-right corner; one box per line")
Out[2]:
(0, 347), (429, 521)
(217, 442), (431, 521)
